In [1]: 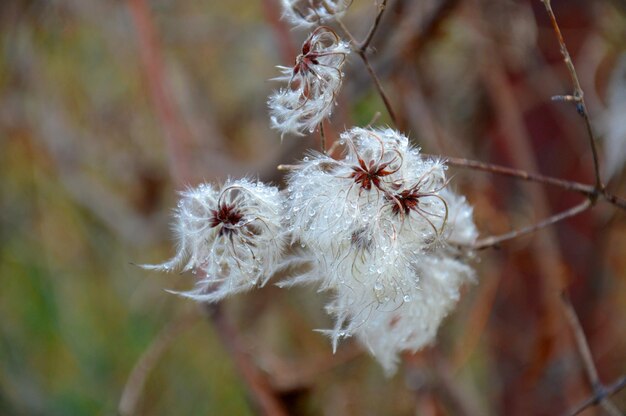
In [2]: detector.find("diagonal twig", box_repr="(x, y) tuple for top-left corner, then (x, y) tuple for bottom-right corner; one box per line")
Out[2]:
(358, 0), (388, 53)
(338, 0), (397, 125)
(119, 311), (200, 416)
(561, 294), (623, 416)
(471, 200), (592, 250)
(569, 376), (626, 416)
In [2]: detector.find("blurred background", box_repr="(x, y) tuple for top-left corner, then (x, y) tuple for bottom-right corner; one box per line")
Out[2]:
(1, 0), (626, 414)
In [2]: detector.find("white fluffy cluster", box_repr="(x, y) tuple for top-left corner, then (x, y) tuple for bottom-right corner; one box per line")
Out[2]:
(268, 27), (350, 137)
(142, 179), (285, 302)
(281, 0), (351, 27)
(283, 127), (477, 374)
(147, 129), (476, 375)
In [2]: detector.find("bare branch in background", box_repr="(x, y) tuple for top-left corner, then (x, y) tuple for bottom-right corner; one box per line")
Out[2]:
(127, 0), (193, 185)
(471, 200), (591, 250)
(125, 1), (289, 412)
(119, 311), (200, 416)
(561, 295), (623, 416)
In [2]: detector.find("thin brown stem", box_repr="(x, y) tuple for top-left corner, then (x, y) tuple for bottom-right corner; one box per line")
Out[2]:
(561, 295), (623, 416)
(336, 19), (358, 45)
(434, 155), (596, 196)
(541, 0), (604, 191)
(119, 311), (199, 416)
(127, 0), (193, 185)
(337, 3), (397, 125)
(603, 192), (626, 210)
(472, 200), (591, 250)
(204, 303), (288, 416)
(359, 53), (398, 125)
(319, 121), (326, 154)
(358, 0), (388, 53)
(129, 1), (285, 410)
(428, 154), (626, 211)
(569, 376), (626, 416)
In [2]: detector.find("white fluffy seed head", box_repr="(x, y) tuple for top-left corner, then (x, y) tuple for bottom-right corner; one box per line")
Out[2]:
(268, 27), (350, 137)
(280, 128), (477, 374)
(281, 0), (351, 27)
(343, 253), (475, 375)
(142, 178), (286, 302)
(335, 191), (478, 374)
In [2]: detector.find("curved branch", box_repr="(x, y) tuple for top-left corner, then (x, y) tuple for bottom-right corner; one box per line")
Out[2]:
(472, 200), (591, 250)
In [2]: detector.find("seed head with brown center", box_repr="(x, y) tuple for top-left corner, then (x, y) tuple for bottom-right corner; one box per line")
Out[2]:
(209, 203), (244, 236)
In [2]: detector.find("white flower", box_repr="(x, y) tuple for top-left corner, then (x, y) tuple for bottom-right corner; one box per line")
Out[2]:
(438, 188), (478, 245)
(268, 27), (350, 137)
(285, 128), (447, 268)
(283, 128), (409, 286)
(325, 189), (477, 374)
(143, 179), (286, 302)
(345, 252), (475, 375)
(280, 128), (476, 373)
(281, 0), (351, 28)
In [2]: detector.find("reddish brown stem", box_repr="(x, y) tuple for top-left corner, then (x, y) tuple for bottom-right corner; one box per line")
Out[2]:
(119, 312), (199, 416)
(561, 295), (623, 416)
(570, 376), (626, 416)
(338, 0), (397, 125)
(432, 155), (626, 211)
(359, 52), (398, 125)
(358, 0), (388, 53)
(436, 155), (595, 195)
(205, 303), (288, 416)
(128, 1), (286, 412)
(472, 200), (591, 250)
(127, 0), (193, 185)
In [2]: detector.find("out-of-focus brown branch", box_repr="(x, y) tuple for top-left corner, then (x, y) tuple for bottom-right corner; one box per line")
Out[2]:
(472, 200), (591, 250)
(360, 55), (397, 125)
(127, 0), (193, 185)
(119, 311), (200, 416)
(358, 0), (388, 53)
(437, 156), (626, 210)
(400, 0), (461, 57)
(561, 295), (623, 416)
(127, 1), (287, 413)
(570, 376), (626, 416)
(204, 303), (288, 416)
(540, 0), (604, 192)
(338, 0), (397, 125)
(438, 156), (595, 196)
(260, 0), (297, 63)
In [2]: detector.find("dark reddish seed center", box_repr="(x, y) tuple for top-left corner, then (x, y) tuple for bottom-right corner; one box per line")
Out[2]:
(390, 190), (421, 216)
(210, 204), (243, 235)
(350, 159), (393, 191)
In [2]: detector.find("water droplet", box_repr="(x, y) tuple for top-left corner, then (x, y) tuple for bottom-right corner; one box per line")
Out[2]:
(403, 295), (411, 302)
